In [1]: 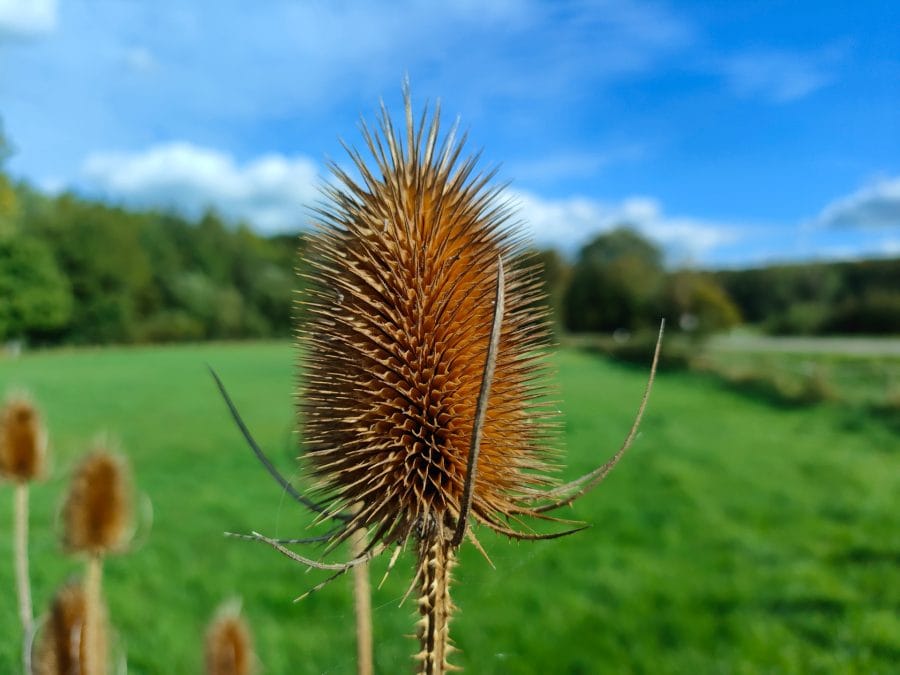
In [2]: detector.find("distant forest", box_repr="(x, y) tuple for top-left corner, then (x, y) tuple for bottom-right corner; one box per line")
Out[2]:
(2, 170), (899, 347)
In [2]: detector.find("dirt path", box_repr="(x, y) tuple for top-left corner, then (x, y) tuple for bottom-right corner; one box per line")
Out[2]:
(708, 334), (900, 357)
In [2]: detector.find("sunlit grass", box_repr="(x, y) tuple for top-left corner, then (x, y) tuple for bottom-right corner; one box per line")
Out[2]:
(1, 342), (897, 673)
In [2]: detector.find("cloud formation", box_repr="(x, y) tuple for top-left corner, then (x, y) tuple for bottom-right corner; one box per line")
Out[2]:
(0, 0), (56, 39)
(513, 190), (739, 262)
(816, 176), (900, 229)
(719, 47), (840, 102)
(78, 140), (739, 262)
(82, 143), (320, 233)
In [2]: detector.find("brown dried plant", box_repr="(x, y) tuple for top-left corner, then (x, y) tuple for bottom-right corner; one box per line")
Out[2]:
(0, 394), (47, 482)
(33, 580), (109, 675)
(63, 449), (133, 556)
(1, 393), (49, 674)
(61, 447), (133, 675)
(216, 89), (662, 674)
(205, 601), (256, 675)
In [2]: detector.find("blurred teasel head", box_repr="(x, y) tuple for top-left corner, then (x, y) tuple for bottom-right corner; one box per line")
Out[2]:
(0, 393), (48, 483)
(205, 601), (256, 675)
(33, 580), (108, 675)
(62, 448), (133, 556)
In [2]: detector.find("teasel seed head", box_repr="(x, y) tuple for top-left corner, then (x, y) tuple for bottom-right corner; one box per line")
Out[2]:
(62, 447), (133, 556)
(205, 601), (256, 675)
(33, 580), (109, 675)
(300, 92), (559, 547)
(0, 393), (47, 483)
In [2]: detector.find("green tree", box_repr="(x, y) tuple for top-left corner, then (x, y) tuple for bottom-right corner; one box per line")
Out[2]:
(0, 235), (72, 341)
(0, 124), (18, 237)
(534, 248), (569, 333)
(564, 227), (664, 332)
(663, 271), (742, 336)
(27, 194), (153, 343)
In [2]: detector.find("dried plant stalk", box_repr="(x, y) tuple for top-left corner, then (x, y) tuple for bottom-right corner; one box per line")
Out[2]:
(83, 554), (106, 675)
(414, 535), (456, 672)
(14, 483), (34, 672)
(205, 602), (256, 675)
(349, 526), (374, 675)
(1, 394), (48, 675)
(33, 580), (109, 675)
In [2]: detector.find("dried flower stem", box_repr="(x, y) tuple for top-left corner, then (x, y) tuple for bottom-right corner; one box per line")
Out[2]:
(14, 482), (34, 674)
(350, 525), (373, 675)
(83, 554), (106, 675)
(415, 534), (455, 675)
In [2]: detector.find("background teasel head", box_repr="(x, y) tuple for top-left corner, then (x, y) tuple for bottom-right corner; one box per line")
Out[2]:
(62, 447), (134, 555)
(204, 600), (256, 675)
(0, 393), (48, 483)
(33, 580), (109, 675)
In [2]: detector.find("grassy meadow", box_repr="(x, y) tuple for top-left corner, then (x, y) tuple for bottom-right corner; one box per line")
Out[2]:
(0, 341), (898, 674)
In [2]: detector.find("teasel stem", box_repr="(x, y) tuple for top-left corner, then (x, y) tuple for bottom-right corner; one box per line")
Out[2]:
(415, 535), (456, 675)
(14, 481), (34, 674)
(350, 524), (374, 675)
(84, 554), (106, 675)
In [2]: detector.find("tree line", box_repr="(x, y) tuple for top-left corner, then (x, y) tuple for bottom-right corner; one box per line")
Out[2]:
(2, 156), (897, 346)
(1, 179), (301, 345)
(545, 227), (900, 336)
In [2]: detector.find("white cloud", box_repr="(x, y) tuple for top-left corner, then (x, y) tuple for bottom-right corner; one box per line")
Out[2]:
(82, 143), (320, 233)
(878, 238), (900, 256)
(0, 0), (56, 38)
(122, 46), (156, 73)
(513, 190), (739, 262)
(508, 145), (647, 183)
(78, 142), (739, 260)
(720, 48), (840, 102)
(815, 177), (900, 229)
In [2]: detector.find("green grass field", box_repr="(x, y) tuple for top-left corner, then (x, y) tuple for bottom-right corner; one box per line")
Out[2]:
(1, 342), (898, 674)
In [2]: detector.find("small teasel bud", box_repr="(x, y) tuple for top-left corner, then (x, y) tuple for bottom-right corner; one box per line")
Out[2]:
(33, 580), (109, 675)
(0, 394), (47, 483)
(62, 448), (134, 555)
(205, 600), (256, 675)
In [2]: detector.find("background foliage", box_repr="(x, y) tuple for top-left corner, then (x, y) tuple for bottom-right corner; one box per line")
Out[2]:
(1, 120), (898, 347)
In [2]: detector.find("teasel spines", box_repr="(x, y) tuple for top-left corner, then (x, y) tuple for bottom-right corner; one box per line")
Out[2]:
(63, 449), (133, 555)
(300, 94), (560, 549)
(0, 394), (47, 483)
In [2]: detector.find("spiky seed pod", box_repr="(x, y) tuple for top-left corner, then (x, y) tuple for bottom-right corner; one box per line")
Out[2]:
(62, 449), (133, 555)
(299, 93), (559, 672)
(205, 603), (256, 675)
(33, 580), (109, 675)
(301, 97), (558, 553)
(0, 395), (47, 483)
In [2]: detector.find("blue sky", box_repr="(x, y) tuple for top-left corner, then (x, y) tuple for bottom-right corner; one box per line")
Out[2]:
(1, 0), (898, 267)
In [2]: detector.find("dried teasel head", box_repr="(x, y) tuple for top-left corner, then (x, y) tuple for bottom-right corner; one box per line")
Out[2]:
(204, 601), (256, 675)
(62, 448), (133, 556)
(0, 393), (48, 483)
(33, 580), (109, 675)
(300, 93), (559, 548)
(218, 88), (662, 674)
